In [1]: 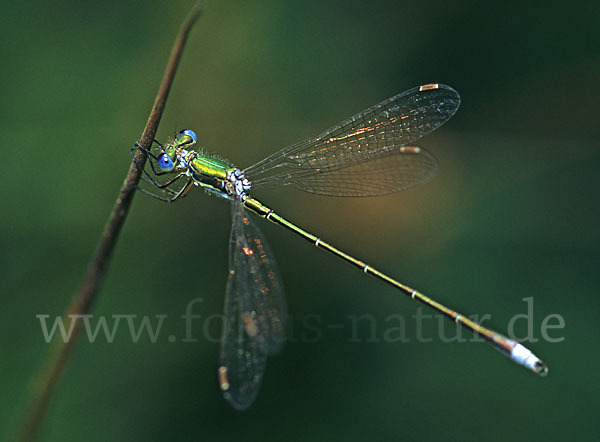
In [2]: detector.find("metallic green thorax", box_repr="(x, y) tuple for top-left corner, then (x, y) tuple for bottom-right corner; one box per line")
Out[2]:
(182, 151), (237, 198)
(190, 155), (232, 179)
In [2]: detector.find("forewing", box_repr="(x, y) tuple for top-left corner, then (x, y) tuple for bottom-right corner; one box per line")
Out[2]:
(244, 84), (458, 187)
(219, 201), (287, 410)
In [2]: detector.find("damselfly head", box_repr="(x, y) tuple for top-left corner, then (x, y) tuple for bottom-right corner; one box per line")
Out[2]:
(156, 129), (197, 172)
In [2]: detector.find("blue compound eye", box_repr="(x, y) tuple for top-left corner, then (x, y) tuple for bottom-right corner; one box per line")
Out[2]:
(179, 129), (197, 143)
(157, 153), (175, 172)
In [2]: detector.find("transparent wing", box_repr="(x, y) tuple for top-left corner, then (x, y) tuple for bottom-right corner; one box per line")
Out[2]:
(251, 146), (437, 197)
(243, 84), (459, 192)
(219, 201), (287, 410)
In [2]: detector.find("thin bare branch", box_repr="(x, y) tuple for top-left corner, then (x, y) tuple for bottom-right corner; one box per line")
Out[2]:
(13, 4), (203, 442)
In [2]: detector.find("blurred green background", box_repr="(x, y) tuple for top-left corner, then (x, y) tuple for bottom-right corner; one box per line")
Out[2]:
(2, 0), (599, 441)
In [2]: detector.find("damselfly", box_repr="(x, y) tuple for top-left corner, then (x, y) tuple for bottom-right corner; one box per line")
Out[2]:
(132, 83), (547, 410)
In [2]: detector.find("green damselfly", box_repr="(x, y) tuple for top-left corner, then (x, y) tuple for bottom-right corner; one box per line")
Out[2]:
(132, 83), (547, 410)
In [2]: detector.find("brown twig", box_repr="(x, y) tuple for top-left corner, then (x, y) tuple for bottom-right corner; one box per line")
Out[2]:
(13, 4), (203, 442)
